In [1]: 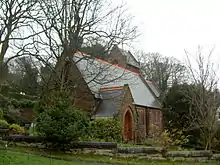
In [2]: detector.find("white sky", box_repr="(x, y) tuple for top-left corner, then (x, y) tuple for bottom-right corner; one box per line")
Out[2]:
(119, 0), (220, 62)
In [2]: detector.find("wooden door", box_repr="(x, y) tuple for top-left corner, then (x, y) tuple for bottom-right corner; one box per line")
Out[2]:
(124, 110), (132, 141)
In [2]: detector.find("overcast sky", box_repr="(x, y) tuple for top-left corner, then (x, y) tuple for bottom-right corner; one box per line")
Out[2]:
(120, 0), (220, 62)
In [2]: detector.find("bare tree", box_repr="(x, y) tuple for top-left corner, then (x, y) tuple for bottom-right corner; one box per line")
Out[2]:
(0, 0), (41, 83)
(33, 0), (137, 59)
(185, 46), (220, 150)
(137, 52), (186, 99)
(32, 0), (138, 91)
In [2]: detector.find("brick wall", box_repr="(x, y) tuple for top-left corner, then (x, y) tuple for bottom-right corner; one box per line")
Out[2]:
(47, 57), (97, 113)
(108, 46), (127, 67)
(136, 106), (147, 142)
(148, 108), (163, 136)
(126, 64), (140, 73)
(119, 85), (138, 142)
(70, 62), (97, 112)
(108, 46), (140, 73)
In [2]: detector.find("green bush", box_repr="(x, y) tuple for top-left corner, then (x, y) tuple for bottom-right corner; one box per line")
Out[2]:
(9, 124), (25, 134)
(10, 98), (36, 108)
(8, 92), (38, 101)
(0, 84), (9, 95)
(36, 106), (89, 148)
(90, 118), (122, 142)
(0, 94), (11, 109)
(0, 108), (3, 119)
(0, 119), (9, 129)
(146, 124), (189, 151)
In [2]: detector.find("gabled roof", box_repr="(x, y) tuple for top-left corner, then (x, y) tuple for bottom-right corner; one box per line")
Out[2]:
(94, 87), (123, 118)
(146, 80), (160, 98)
(118, 47), (140, 69)
(73, 53), (161, 109)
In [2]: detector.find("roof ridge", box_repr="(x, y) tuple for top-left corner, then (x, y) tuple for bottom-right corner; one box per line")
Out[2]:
(100, 86), (123, 91)
(145, 79), (160, 90)
(74, 52), (162, 109)
(95, 58), (140, 75)
(75, 52), (140, 75)
(75, 51), (91, 57)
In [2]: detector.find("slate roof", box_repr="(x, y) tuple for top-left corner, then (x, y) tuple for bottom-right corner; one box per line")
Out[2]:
(118, 48), (140, 69)
(146, 81), (160, 98)
(94, 87), (123, 118)
(73, 53), (161, 109)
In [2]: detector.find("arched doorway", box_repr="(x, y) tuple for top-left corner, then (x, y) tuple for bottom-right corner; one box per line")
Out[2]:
(124, 110), (133, 142)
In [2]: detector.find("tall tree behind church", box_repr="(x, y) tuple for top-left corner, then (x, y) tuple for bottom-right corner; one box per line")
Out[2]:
(9, 57), (39, 95)
(138, 52), (187, 99)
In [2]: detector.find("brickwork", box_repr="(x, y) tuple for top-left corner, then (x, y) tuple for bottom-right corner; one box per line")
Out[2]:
(125, 64), (140, 73)
(119, 85), (138, 142)
(47, 54), (163, 143)
(133, 106), (163, 141)
(136, 106), (147, 142)
(148, 108), (163, 136)
(108, 46), (127, 67)
(70, 62), (97, 112)
(46, 57), (97, 113)
(108, 45), (140, 73)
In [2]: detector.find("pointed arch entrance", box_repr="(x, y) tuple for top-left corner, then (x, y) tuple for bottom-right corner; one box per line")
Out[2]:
(124, 110), (133, 141)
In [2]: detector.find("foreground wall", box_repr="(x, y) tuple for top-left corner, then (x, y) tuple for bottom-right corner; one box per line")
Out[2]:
(136, 106), (163, 142)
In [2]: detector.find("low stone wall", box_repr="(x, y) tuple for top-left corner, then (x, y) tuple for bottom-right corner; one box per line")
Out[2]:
(166, 150), (212, 158)
(76, 147), (220, 162)
(117, 147), (162, 154)
(2, 140), (220, 162)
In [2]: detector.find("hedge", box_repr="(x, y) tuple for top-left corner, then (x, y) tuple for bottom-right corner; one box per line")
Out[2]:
(90, 118), (122, 142)
(0, 94), (36, 109)
(8, 92), (38, 101)
(9, 124), (25, 134)
(0, 119), (9, 129)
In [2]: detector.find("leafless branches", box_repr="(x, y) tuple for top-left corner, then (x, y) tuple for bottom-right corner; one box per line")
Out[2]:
(137, 51), (186, 98)
(0, 0), (44, 83)
(185, 46), (220, 150)
(30, 0), (138, 93)
(33, 0), (137, 60)
(0, 0), (138, 107)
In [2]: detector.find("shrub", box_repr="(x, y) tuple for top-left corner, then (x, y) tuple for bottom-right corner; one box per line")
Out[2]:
(9, 124), (25, 134)
(3, 110), (32, 126)
(146, 124), (189, 151)
(8, 92), (38, 101)
(10, 98), (36, 108)
(90, 118), (122, 142)
(36, 106), (89, 148)
(0, 84), (9, 95)
(0, 119), (9, 129)
(0, 108), (3, 119)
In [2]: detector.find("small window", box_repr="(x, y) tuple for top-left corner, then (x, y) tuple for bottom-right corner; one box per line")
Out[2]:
(138, 110), (145, 125)
(141, 111), (145, 124)
(155, 111), (160, 123)
(154, 111), (157, 123)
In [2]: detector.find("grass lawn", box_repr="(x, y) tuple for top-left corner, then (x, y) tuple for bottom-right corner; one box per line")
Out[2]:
(0, 149), (220, 165)
(0, 151), (95, 165)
